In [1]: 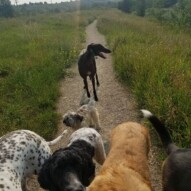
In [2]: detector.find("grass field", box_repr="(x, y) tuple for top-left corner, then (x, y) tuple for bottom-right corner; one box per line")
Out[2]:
(1, 9), (190, 147)
(97, 9), (191, 146)
(0, 11), (97, 139)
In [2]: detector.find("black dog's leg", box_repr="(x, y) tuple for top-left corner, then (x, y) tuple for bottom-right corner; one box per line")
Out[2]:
(94, 61), (100, 87)
(91, 76), (98, 101)
(95, 73), (100, 87)
(83, 77), (90, 98)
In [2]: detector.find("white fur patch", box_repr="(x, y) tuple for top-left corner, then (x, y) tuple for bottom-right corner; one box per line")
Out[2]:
(68, 127), (100, 147)
(67, 127), (106, 165)
(141, 109), (153, 118)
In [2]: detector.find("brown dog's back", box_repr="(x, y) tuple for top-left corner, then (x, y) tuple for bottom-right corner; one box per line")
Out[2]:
(88, 122), (152, 191)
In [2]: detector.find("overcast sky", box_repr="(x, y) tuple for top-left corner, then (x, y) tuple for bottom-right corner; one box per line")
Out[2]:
(10, 0), (70, 5)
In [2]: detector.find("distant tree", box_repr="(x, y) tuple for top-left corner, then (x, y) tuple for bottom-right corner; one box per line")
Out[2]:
(164, 0), (177, 7)
(145, 0), (154, 8)
(0, 0), (14, 17)
(146, 0), (177, 8)
(118, 0), (132, 13)
(151, 0), (165, 8)
(176, 0), (191, 27)
(136, 0), (146, 16)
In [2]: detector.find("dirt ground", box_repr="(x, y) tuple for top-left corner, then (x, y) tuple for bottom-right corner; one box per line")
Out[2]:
(29, 20), (162, 191)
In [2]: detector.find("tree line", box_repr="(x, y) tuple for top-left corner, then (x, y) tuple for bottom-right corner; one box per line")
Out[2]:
(0, 0), (117, 17)
(0, 0), (14, 17)
(1, 0), (191, 28)
(118, 0), (191, 27)
(118, 0), (178, 16)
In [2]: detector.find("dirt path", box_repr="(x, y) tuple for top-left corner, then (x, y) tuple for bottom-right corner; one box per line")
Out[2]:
(29, 20), (162, 191)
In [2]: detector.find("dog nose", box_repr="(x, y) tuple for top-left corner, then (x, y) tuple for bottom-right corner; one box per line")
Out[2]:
(75, 185), (85, 191)
(65, 184), (85, 191)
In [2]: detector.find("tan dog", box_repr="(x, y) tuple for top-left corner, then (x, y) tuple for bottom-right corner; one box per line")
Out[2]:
(63, 94), (101, 131)
(88, 122), (152, 191)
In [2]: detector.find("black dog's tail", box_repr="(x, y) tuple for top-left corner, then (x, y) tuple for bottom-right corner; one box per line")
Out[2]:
(141, 109), (177, 155)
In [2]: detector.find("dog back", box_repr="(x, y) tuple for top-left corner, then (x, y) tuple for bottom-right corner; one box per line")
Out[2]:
(88, 122), (152, 191)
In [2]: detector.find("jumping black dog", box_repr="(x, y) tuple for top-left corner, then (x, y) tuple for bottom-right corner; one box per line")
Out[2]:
(78, 43), (111, 101)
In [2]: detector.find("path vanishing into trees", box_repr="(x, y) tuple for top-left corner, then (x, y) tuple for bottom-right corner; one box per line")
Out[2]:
(29, 20), (162, 191)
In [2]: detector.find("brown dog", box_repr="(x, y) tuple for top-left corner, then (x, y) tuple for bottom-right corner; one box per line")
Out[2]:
(88, 122), (152, 191)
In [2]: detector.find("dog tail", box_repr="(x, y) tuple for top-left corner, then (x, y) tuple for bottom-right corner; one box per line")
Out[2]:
(48, 129), (68, 146)
(79, 48), (86, 56)
(141, 109), (177, 155)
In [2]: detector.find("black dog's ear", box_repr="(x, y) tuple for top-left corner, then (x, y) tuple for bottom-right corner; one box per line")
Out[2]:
(87, 43), (111, 58)
(38, 160), (52, 190)
(87, 44), (95, 55)
(87, 43), (95, 51)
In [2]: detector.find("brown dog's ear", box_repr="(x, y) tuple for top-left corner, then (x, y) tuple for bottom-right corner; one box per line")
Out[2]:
(75, 114), (84, 122)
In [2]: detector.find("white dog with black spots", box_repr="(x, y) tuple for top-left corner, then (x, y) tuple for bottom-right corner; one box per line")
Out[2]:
(0, 129), (67, 191)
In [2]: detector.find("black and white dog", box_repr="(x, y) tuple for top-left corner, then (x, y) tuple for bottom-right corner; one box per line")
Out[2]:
(78, 43), (111, 101)
(38, 127), (106, 191)
(142, 109), (191, 191)
(0, 129), (67, 191)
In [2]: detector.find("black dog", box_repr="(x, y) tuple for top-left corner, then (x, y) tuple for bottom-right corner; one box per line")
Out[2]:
(38, 140), (95, 191)
(142, 109), (191, 191)
(78, 43), (111, 101)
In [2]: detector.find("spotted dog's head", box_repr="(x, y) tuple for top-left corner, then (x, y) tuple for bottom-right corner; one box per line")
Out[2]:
(87, 43), (111, 59)
(63, 112), (84, 129)
(38, 140), (95, 191)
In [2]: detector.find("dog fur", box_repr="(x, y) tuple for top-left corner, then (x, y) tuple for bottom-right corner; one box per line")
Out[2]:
(142, 109), (191, 191)
(79, 87), (91, 106)
(88, 122), (152, 191)
(78, 43), (111, 101)
(38, 127), (106, 191)
(0, 129), (67, 191)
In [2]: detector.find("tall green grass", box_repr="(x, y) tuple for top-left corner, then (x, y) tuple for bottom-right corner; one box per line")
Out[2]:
(97, 9), (191, 146)
(0, 11), (98, 139)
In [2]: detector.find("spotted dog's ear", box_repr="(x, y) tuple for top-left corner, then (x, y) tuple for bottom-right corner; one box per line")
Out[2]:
(75, 114), (84, 122)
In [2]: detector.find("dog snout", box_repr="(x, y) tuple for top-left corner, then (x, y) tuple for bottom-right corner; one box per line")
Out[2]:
(65, 184), (85, 191)
(103, 47), (111, 54)
(75, 184), (85, 191)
